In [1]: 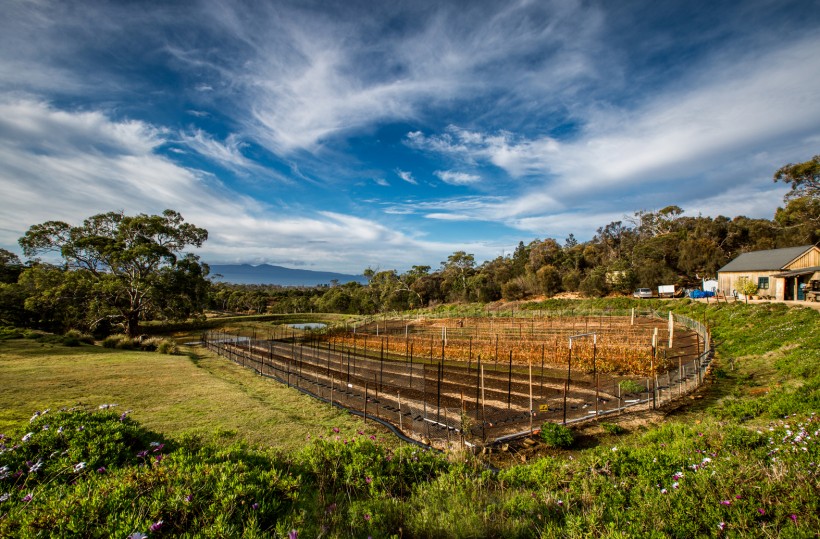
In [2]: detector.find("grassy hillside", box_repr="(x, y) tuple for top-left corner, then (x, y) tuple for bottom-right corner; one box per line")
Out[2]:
(1, 301), (818, 537)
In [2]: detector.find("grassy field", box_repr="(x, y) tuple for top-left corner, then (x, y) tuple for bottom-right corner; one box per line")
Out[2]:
(0, 339), (380, 452)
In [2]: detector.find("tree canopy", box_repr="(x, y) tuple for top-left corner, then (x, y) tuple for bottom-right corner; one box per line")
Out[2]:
(774, 154), (820, 200)
(19, 210), (209, 336)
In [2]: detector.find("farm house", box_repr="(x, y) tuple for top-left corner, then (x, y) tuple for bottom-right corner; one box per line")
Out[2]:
(717, 245), (820, 300)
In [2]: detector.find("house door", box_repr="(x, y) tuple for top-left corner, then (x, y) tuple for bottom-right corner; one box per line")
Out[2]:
(785, 278), (795, 300)
(798, 282), (806, 301)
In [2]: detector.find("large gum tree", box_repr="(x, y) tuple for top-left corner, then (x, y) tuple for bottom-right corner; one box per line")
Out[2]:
(19, 210), (209, 337)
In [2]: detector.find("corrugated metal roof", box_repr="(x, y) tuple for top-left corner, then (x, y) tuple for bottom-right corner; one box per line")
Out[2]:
(718, 245), (815, 272)
(771, 266), (820, 278)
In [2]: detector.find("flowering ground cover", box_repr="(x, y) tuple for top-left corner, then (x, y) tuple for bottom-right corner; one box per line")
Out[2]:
(1, 407), (817, 537)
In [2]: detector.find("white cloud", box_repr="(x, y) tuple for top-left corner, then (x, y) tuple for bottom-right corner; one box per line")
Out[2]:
(395, 169), (417, 185)
(424, 213), (473, 221)
(178, 130), (247, 166)
(434, 170), (481, 185)
(383, 195), (507, 218)
(408, 127), (560, 177)
(177, 129), (279, 179)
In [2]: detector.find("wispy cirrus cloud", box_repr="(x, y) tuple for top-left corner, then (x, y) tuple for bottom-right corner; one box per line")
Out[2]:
(182, 0), (608, 155)
(434, 170), (481, 185)
(395, 169), (417, 185)
(177, 130), (257, 172)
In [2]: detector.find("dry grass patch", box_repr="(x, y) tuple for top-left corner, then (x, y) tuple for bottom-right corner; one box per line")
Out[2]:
(0, 339), (380, 451)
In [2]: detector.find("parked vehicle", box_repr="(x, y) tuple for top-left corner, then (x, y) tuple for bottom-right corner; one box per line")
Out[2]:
(633, 288), (653, 299)
(658, 284), (675, 298)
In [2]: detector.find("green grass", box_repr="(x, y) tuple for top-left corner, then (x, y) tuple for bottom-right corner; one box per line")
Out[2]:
(0, 339), (379, 452)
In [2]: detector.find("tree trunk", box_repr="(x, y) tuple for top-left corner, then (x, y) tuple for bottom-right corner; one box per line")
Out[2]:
(126, 312), (140, 338)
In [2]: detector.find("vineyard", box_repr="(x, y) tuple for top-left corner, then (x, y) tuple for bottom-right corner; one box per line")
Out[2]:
(334, 312), (705, 375)
(204, 311), (712, 448)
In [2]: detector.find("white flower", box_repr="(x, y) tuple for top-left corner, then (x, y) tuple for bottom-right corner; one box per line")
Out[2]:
(29, 460), (43, 473)
(21, 432), (34, 442)
(0, 493), (9, 503)
(126, 533), (148, 539)
(73, 462), (86, 472)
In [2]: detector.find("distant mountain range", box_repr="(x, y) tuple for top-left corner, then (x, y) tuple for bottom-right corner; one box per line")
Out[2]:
(208, 264), (367, 287)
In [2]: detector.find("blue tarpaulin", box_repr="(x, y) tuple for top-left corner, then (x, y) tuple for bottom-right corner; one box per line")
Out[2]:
(689, 289), (714, 299)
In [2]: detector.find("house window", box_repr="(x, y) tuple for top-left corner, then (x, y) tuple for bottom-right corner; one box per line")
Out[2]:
(758, 277), (769, 290)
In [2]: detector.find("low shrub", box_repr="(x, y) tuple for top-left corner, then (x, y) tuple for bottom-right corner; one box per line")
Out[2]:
(101, 334), (137, 350)
(138, 337), (162, 351)
(0, 409), (298, 537)
(62, 329), (94, 347)
(540, 422), (574, 448)
(0, 326), (24, 340)
(601, 422), (626, 435)
(618, 379), (646, 395)
(156, 339), (179, 355)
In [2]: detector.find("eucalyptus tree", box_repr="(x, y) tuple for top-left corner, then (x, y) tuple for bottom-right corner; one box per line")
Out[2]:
(0, 248), (26, 326)
(0, 248), (23, 284)
(440, 251), (476, 301)
(774, 155), (820, 244)
(774, 154), (820, 200)
(19, 210), (209, 337)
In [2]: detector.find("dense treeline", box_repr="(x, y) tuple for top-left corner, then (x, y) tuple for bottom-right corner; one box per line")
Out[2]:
(0, 155), (818, 331)
(205, 209), (801, 316)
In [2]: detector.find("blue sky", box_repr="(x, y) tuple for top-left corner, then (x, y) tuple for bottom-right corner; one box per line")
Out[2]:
(2, 0), (819, 274)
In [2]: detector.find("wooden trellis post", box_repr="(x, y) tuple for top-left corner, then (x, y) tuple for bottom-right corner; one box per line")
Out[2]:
(507, 350), (513, 409)
(563, 342), (571, 425)
(529, 358), (533, 434)
(481, 364), (486, 443)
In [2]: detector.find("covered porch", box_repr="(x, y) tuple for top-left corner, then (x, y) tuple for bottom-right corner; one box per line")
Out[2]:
(772, 267), (820, 301)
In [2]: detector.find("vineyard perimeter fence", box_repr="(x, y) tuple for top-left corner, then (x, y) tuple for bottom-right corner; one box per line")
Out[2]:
(202, 311), (713, 449)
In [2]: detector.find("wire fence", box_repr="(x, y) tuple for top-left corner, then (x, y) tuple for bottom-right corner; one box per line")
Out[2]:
(203, 311), (713, 448)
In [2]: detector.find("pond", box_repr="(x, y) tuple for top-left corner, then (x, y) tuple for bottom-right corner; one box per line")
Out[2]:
(288, 323), (327, 330)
